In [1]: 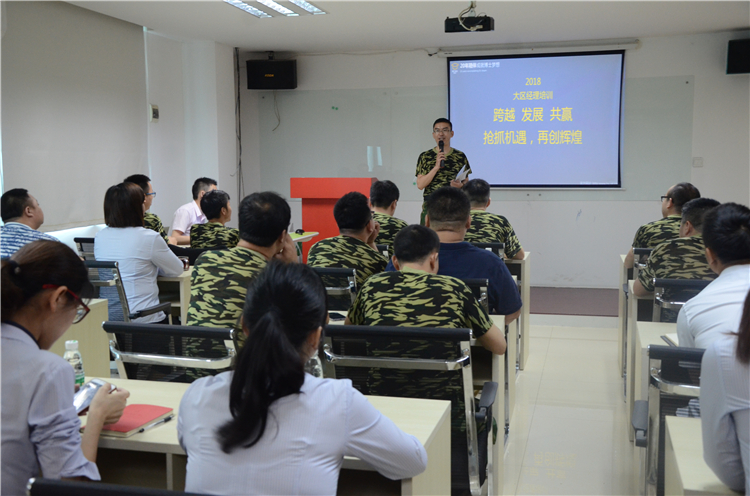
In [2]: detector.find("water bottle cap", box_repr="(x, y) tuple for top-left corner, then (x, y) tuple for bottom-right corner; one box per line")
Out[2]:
(65, 340), (79, 351)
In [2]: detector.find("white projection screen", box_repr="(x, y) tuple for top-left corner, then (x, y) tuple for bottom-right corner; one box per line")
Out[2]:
(448, 51), (624, 188)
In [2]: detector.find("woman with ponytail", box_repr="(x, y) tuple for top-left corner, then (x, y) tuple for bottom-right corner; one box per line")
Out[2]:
(700, 287), (750, 493)
(178, 261), (427, 495)
(1, 240), (130, 495)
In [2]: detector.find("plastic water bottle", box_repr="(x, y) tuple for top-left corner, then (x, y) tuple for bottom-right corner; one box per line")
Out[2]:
(63, 340), (85, 388)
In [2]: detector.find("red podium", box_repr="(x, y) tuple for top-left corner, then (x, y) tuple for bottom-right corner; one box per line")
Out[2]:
(290, 177), (376, 262)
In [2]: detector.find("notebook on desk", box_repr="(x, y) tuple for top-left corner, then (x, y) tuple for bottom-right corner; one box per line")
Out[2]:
(84, 404), (174, 438)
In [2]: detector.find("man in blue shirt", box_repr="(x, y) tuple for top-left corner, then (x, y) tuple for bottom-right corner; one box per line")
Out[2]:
(1, 189), (59, 259)
(387, 186), (522, 322)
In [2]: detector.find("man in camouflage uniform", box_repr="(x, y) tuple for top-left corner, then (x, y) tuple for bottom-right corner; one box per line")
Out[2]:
(185, 192), (297, 379)
(124, 174), (175, 245)
(307, 191), (388, 294)
(189, 190), (240, 249)
(625, 182), (701, 268)
(370, 180), (408, 259)
(346, 224), (506, 491)
(634, 198), (720, 322)
(416, 118), (471, 224)
(462, 178), (525, 260)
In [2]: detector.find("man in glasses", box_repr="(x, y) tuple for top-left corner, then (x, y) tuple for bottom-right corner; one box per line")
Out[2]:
(415, 118), (471, 224)
(124, 174), (175, 245)
(624, 182), (700, 268)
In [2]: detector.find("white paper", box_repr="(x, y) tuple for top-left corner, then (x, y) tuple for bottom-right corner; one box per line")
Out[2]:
(455, 165), (469, 182)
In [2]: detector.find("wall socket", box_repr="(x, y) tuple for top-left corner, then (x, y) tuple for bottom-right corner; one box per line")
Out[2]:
(149, 104), (159, 123)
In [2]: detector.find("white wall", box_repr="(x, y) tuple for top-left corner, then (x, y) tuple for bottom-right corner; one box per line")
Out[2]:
(241, 30), (750, 289)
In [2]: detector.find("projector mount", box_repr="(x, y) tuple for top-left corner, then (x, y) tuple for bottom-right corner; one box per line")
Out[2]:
(445, 1), (494, 33)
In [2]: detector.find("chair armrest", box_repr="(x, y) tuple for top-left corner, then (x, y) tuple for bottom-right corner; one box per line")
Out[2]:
(129, 302), (172, 320)
(475, 381), (499, 424)
(632, 400), (648, 448)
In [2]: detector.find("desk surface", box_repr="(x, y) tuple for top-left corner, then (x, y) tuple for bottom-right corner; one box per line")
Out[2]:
(157, 267), (192, 282)
(637, 320), (677, 349)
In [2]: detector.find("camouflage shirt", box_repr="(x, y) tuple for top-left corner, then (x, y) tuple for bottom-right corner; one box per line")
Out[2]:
(372, 212), (408, 258)
(415, 148), (471, 198)
(464, 210), (522, 259)
(144, 212), (170, 244)
(307, 235), (388, 287)
(189, 222), (240, 250)
(632, 215), (682, 249)
(347, 268), (493, 434)
(637, 236), (716, 293)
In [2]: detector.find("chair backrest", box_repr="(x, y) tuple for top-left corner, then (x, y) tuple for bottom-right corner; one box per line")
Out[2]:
(469, 242), (504, 258)
(84, 260), (129, 321)
(375, 243), (389, 258)
(322, 324), (491, 496)
(102, 321), (236, 381)
(168, 244), (210, 265)
(311, 267), (357, 310)
(74, 237), (96, 261)
(27, 477), (208, 496)
(652, 278), (712, 322)
(632, 247), (654, 281)
(460, 278), (490, 312)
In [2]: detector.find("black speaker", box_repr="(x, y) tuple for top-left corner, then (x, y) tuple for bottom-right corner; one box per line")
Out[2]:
(727, 39), (750, 75)
(247, 60), (297, 89)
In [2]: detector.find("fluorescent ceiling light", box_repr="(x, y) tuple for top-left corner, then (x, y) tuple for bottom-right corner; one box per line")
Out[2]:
(224, 0), (272, 18)
(257, 0), (299, 16)
(289, 0), (326, 15)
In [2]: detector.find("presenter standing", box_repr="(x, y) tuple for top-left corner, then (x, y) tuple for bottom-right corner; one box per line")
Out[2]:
(415, 118), (471, 224)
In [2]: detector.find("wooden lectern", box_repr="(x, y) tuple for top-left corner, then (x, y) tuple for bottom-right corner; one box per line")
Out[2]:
(290, 177), (376, 263)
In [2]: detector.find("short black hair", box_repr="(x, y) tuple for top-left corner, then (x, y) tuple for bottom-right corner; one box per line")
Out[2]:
(333, 192), (371, 232)
(432, 118), (452, 131)
(702, 203), (750, 265)
(394, 225), (440, 264)
(104, 183), (145, 228)
(463, 179), (491, 206)
(425, 186), (471, 230)
(123, 174), (151, 195)
(201, 190), (231, 221)
(1, 188), (32, 222)
(238, 192), (291, 247)
(668, 182), (701, 213)
(370, 180), (400, 209)
(192, 177), (218, 200)
(681, 198), (720, 233)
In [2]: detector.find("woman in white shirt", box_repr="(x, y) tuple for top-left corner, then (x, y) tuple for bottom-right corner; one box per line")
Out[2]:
(178, 262), (427, 496)
(1, 240), (129, 495)
(700, 288), (750, 493)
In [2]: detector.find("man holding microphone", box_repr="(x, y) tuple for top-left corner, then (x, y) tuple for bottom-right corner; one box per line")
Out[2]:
(415, 118), (471, 224)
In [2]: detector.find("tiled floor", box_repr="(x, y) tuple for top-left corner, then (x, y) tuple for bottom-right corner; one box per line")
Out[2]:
(503, 317), (637, 495)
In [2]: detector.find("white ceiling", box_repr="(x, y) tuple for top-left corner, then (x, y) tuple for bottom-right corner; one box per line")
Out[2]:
(71, 1), (750, 54)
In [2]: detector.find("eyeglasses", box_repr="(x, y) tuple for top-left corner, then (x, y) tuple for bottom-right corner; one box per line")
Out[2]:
(433, 127), (451, 134)
(660, 196), (671, 202)
(42, 284), (90, 324)
(146, 192), (157, 197)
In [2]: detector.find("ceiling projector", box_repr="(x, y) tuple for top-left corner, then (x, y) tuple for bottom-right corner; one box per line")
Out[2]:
(444, 15), (494, 33)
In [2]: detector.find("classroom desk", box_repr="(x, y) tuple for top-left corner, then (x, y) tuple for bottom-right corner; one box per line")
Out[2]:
(82, 377), (451, 496)
(505, 251), (531, 371)
(626, 280), (655, 441)
(618, 254), (630, 379)
(157, 267), (192, 325)
(664, 417), (736, 496)
(49, 299), (110, 377)
(634, 321), (677, 409)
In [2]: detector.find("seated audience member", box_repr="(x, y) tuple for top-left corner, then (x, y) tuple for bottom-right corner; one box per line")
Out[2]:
(187, 192), (296, 338)
(307, 191), (388, 286)
(95, 183), (184, 323)
(370, 180), (408, 258)
(677, 203), (750, 348)
(190, 190), (239, 249)
(462, 178), (525, 260)
(633, 198), (720, 298)
(124, 174), (175, 245)
(178, 262), (427, 495)
(1, 240), (129, 496)
(700, 288), (750, 493)
(171, 177), (217, 245)
(0, 188), (59, 259)
(625, 182), (700, 268)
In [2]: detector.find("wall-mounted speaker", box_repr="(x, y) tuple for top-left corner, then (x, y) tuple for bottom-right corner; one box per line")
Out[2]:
(727, 39), (750, 75)
(247, 60), (297, 90)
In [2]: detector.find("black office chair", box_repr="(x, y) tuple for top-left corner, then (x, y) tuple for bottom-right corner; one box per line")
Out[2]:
(375, 243), (390, 258)
(168, 244), (210, 265)
(651, 278), (711, 323)
(74, 237), (96, 261)
(311, 267), (358, 311)
(27, 478), (207, 496)
(460, 278), (490, 313)
(632, 345), (704, 496)
(322, 325), (498, 496)
(103, 321), (236, 383)
(469, 242), (505, 258)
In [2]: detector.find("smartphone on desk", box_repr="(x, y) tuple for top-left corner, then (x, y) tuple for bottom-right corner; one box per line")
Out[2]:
(328, 312), (346, 321)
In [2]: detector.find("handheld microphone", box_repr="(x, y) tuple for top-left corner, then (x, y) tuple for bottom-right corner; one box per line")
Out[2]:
(438, 140), (445, 168)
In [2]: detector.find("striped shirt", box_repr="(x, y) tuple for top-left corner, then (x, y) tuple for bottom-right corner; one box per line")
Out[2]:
(0, 222), (59, 259)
